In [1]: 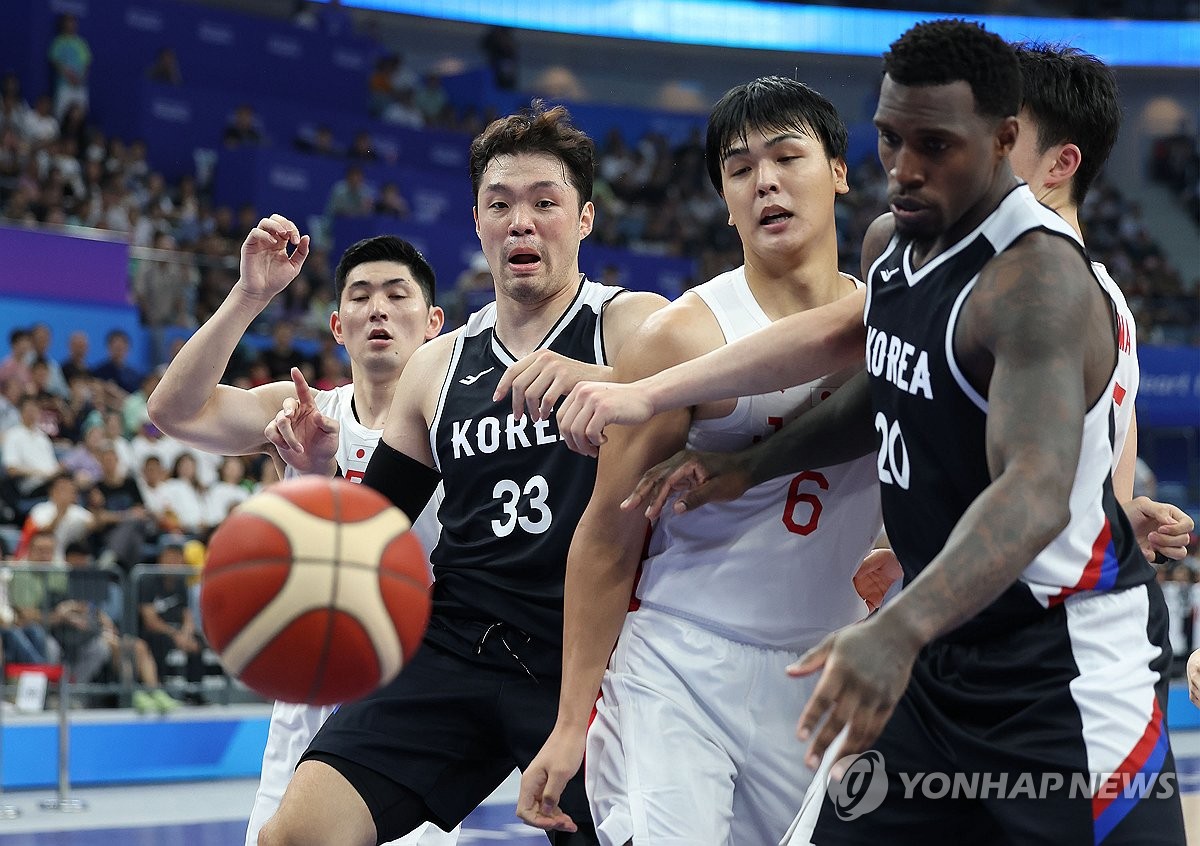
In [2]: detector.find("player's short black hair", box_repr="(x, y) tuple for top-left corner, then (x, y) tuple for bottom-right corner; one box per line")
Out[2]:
(883, 19), (1020, 121)
(469, 100), (595, 209)
(705, 76), (848, 193)
(333, 235), (437, 306)
(1014, 42), (1121, 206)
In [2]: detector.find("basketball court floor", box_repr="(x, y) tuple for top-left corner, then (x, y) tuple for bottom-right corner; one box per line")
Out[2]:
(0, 726), (1194, 844)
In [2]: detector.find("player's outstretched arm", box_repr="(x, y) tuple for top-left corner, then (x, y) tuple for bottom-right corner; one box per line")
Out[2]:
(557, 288), (867, 456)
(495, 291), (666, 424)
(623, 370), (875, 520)
(148, 214), (311, 455)
(791, 234), (1104, 773)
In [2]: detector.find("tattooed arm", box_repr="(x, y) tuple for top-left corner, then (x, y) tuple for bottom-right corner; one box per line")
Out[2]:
(791, 232), (1113, 768)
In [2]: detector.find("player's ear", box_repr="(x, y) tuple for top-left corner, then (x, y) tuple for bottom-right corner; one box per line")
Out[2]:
(329, 311), (345, 345)
(473, 205), (481, 240)
(1046, 143), (1082, 190)
(578, 201), (594, 241)
(996, 116), (1019, 157)
(424, 306), (445, 340)
(832, 156), (849, 195)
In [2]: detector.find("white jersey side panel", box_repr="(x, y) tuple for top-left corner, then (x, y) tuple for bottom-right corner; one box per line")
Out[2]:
(1092, 261), (1138, 467)
(635, 267), (883, 651)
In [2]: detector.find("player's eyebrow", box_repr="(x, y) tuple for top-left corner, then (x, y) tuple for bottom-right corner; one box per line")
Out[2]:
(723, 132), (808, 162)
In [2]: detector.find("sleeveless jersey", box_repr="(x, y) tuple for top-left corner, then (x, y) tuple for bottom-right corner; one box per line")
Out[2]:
(1093, 261), (1138, 464)
(428, 278), (624, 647)
(863, 185), (1152, 640)
(307, 384), (442, 558)
(636, 267), (883, 651)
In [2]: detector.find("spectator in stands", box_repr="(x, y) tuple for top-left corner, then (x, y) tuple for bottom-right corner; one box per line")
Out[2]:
(259, 323), (313, 382)
(59, 540), (179, 713)
(29, 358), (72, 440)
(205, 456), (251, 526)
(137, 536), (205, 703)
(23, 95), (59, 150)
(8, 529), (63, 664)
(294, 124), (340, 157)
(132, 233), (199, 367)
(325, 164), (373, 219)
(346, 130), (377, 162)
(414, 73), (450, 126)
(0, 376), (22, 435)
(146, 47), (182, 87)
(47, 13), (92, 119)
(481, 26), (519, 90)
(380, 87), (424, 129)
(87, 441), (153, 572)
(158, 453), (210, 539)
(222, 104), (265, 149)
(91, 328), (142, 396)
(102, 410), (135, 476)
(25, 473), (95, 561)
(0, 328), (34, 390)
(30, 323), (68, 399)
(2, 396), (61, 500)
(373, 181), (410, 218)
(60, 420), (106, 489)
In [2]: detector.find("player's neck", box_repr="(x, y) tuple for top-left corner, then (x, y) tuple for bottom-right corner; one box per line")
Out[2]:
(1035, 186), (1083, 240)
(742, 238), (852, 319)
(493, 273), (582, 358)
(348, 369), (397, 430)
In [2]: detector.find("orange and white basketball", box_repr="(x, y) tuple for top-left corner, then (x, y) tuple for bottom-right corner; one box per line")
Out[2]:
(199, 476), (431, 705)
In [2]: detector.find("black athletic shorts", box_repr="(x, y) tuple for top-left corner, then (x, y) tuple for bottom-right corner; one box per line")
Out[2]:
(302, 615), (597, 844)
(812, 584), (1184, 845)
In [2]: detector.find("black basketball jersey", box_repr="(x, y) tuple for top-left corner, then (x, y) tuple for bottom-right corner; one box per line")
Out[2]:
(427, 277), (623, 649)
(864, 185), (1152, 640)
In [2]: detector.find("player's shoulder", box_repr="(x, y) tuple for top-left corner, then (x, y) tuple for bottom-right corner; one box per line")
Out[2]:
(404, 327), (461, 376)
(862, 213), (897, 270)
(599, 289), (670, 358)
(615, 287), (724, 370)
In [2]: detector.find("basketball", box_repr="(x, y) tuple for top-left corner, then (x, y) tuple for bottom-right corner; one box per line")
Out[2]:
(199, 476), (431, 705)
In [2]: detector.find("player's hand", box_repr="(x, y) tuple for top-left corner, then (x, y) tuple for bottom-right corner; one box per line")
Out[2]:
(264, 368), (340, 475)
(237, 214), (310, 301)
(853, 549), (903, 613)
(621, 447), (754, 521)
(1188, 649), (1200, 707)
(515, 729), (583, 833)
(556, 380), (656, 457)
(494, 350), (612, 424)
(1122, 497), (1194, 562)
(789, 614), (920, 774)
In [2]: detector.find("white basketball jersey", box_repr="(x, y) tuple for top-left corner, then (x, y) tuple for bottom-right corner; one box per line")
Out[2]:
(635, 267), (883, 651)
(1093, 261), (1138, 466)
(309, 384), (443, 558)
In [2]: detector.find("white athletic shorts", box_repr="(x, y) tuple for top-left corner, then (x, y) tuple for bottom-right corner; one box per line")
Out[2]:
(780, 729), (845, 846)
(585, 606), (819, 846)
(244, 700), (460, 846)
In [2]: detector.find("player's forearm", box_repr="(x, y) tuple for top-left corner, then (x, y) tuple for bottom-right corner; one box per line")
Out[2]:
(147, 286), (271, 432)
(556, 527), (641, 730)
(880, 465), (1072, 648)
(1112, 414), (1137, 504)
(643, 291), (865, 415)
(744, 370), (875, 487)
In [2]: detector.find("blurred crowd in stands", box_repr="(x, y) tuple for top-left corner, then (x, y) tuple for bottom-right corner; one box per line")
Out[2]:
(0, 3), (1197, 708)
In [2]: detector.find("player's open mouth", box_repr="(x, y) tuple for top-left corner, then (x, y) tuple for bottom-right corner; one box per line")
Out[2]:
(507, 249), (542, 269)
(368, 329), (392, 341)
(759, 207), (793, 226)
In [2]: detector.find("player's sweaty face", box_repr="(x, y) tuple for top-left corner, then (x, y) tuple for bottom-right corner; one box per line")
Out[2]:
(874, 76), (1004, 243)
(474, 152), (594, 305)
(334, 260), (437, 370)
